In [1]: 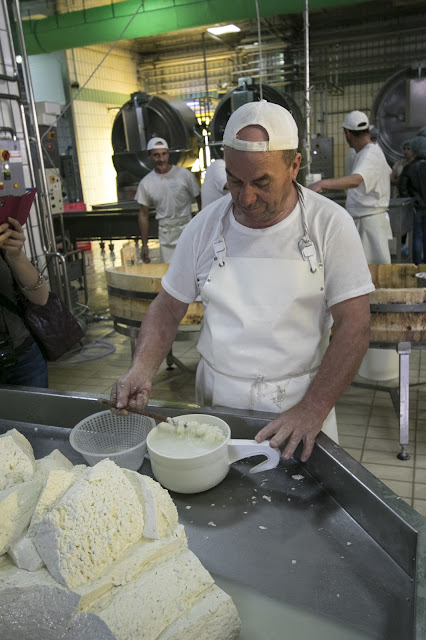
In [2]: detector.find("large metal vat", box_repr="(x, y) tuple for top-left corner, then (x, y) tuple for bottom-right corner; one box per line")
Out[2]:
(371, 66), (426, 166)
(209, 81), (305, 159)
(112, 91), (202, 199)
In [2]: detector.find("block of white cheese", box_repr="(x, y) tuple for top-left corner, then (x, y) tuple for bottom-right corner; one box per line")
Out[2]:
(34, 459), (145, 588)
(0, 429), (36, 491)
(157, 584), (241, 640)
(123, 469), (178, 539)
(0, 475), (43, 555)
(67, 548), (217, 640)
(35, 449), (75, 476)
(0, 556), (81, 640)
(8, 466), (86, 571)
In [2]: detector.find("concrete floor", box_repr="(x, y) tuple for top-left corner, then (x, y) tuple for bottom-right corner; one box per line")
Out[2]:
(48, 240), (426, 518)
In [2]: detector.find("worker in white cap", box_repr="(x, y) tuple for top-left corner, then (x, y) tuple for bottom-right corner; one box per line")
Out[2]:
(135, 136), (201, 263)
(308, 110), (392, 264)
(112, 100), (374, 462)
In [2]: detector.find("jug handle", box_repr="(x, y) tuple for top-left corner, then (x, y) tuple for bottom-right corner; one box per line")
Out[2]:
(227, 439), (280, 473)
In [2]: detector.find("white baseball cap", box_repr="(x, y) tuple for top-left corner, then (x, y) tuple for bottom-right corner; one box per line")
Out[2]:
(147, 137), (169, 151)
(342, 110), (370, 131)
(223, 99), (299, 151)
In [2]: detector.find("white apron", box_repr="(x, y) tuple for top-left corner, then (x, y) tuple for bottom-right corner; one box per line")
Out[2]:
(196, 196), (338, 442)
(158, 214), (192, 263)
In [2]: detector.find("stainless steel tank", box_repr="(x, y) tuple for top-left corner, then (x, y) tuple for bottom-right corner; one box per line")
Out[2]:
(112, 91), (202, 199)
(371, 66), (426, 165)
(209, 82), (305, 159)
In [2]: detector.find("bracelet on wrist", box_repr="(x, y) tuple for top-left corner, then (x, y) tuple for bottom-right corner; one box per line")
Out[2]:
(20, 272), (46, 292)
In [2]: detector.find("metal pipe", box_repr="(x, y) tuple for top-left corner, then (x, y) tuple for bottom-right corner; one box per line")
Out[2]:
(304, 0), (311, 175)
(11, 0), (62, 292)
(201, 33), (210, 121)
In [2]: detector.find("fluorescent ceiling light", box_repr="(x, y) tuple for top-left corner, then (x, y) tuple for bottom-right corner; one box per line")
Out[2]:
(207, 24), (241, 36)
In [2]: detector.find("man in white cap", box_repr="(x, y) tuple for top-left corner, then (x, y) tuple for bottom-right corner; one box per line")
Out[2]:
(135, 137), (201, 263)
(112, 101), (374, 462)
(308, 110), (392, 264)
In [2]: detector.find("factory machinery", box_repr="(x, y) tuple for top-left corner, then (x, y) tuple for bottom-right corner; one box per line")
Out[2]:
(53, 66), (425, 262)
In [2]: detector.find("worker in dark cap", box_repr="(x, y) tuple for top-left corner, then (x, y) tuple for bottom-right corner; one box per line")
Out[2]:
(399, 136), (426, 264)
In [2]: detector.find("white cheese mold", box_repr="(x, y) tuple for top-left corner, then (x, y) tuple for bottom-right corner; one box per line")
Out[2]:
(147, 414), (280, 494)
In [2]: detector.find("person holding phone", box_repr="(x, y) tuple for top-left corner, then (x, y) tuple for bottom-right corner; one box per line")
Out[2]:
(0, 217), (49, 386)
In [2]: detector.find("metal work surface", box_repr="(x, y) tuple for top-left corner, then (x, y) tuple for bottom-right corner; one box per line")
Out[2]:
(0, 387), (425, 639)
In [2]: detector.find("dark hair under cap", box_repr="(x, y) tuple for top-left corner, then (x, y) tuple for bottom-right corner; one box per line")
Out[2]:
(401, 138), (413, 150)
(411, 136), (426, 158)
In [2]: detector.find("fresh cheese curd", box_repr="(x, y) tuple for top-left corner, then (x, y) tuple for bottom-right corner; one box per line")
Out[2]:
(149, 418), (227, 458)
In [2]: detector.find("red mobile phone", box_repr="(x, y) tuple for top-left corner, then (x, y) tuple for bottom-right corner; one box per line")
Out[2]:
(0, 188), (37, 226)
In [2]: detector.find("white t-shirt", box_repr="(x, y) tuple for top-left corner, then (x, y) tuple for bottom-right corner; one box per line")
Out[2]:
(135, 165), (200, 220)
(345, 143), (391, 217)
(201, 159), (228, 208)
(162, 186), (374, 319)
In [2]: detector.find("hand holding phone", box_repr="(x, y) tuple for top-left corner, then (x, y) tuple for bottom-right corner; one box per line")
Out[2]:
(0, 188), (37, 226)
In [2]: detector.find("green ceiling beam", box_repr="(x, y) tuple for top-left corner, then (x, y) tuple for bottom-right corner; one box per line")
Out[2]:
(22, 0), (368, 55)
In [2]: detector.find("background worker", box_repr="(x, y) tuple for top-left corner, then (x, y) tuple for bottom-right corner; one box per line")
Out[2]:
(201, 158), (229, 208)
(308, 110), (392, 265)
(135, 137), (201, 263)
(112, 101), (374, 463)
(399, 136), (426, 264)
(391, 139), (414, 198)
(0, 217), (49, 386)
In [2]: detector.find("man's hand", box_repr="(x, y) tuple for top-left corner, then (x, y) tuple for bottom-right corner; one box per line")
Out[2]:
(141, 245), (151, 263)
(110, 367), (152, 414)
(255, 402), (324, 462)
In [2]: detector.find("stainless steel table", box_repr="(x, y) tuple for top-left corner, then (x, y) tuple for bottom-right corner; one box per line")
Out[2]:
(0, 386), (424, 639)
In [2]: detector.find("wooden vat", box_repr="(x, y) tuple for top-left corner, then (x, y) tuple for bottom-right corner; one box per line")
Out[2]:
(368, 264), (426, 343)
(106, 263), (203, 326)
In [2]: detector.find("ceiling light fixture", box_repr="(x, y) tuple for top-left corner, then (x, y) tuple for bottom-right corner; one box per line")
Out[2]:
(207, 24), (241, 36)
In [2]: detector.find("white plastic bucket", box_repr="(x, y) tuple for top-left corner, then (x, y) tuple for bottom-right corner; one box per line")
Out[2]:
(357, 347), (399, 382)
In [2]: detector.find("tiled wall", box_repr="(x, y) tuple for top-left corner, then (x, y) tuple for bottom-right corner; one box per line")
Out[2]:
(65, 44), (138, 207)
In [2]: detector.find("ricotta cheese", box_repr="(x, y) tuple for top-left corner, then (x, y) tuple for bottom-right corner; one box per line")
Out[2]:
(34, 460), (145, 588)
(0, 433), (241, 640)
(0, 429), (36, 491)
(123, 470), (178, 539)
(150, 420), (226, 457)
(0, 475), (43, 555)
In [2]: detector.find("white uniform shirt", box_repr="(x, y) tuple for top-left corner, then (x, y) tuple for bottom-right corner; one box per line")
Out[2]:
(345, 143), (391, 217)
(162, 186), (374, 325)
(201, 159), (228, 208)
(135, 165), (200, 220)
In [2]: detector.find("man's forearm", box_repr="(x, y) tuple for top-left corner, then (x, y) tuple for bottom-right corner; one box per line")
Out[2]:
(318, 175), (363, 191)
(131, 291), (188, 379)
(299, 299), (370, 422)
(138, 208), (150, 246)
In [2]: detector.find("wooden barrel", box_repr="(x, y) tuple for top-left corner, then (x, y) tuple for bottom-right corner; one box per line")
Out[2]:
(368, 264), (426, 343)
(105, 263), (203, 326)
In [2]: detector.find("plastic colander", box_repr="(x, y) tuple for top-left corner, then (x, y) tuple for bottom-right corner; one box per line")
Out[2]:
(69, 410), (156, 470)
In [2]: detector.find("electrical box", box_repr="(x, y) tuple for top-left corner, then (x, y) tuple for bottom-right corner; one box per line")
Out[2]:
(46, 168), (64, 214)
(310, 136), (334, 179)
(0, 139), (26, 196)
(39, 125), (61, 169)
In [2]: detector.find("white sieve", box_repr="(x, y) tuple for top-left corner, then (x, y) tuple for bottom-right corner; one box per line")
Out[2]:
(69, 410), (156, 470)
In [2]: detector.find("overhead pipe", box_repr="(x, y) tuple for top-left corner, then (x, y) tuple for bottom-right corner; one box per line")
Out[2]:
(21, 0), (368, 56)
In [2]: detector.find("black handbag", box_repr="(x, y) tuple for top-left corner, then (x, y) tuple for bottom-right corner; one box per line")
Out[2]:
(0, 290), (84, 361)
(24, 292), (84, 361)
